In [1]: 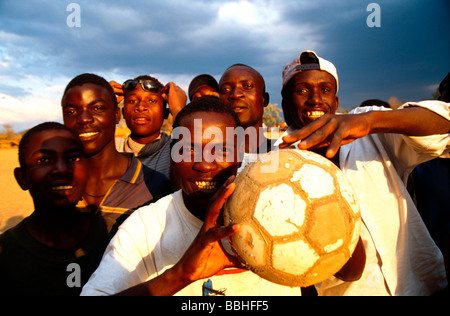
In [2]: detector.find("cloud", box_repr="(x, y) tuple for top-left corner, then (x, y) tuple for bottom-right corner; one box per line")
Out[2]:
(0, 92), (61, 126)
(0, 0), (448, 130)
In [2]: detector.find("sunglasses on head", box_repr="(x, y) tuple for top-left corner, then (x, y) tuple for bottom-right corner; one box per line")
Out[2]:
(122, 80), (162, 94)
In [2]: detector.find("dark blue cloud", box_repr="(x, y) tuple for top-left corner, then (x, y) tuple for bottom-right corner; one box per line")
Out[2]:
(0, 0), (448, 129)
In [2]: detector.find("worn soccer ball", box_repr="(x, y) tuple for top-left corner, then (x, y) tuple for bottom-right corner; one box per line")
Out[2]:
(224, 149), (361, 287)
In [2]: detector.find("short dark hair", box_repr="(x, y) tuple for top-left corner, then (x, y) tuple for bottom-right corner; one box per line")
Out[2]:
(359, 99), (391, 108)
(62, 73), (118, 108)
(223, 63), (267, 94)
(18, 122), (81, 169)
(438, 72), (450, 102)
(173, 97), (241, 130)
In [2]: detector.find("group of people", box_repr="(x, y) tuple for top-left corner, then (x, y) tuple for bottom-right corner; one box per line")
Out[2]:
(0, 49), (449, 296)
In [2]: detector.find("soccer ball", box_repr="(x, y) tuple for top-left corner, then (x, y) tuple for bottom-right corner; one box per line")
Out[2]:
(224, 149), (361, 287)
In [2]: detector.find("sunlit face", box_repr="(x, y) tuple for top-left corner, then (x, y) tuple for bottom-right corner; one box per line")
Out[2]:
(15, 129), (87, 211)
(191, 86), (220, 102)
(170, 111), (240, 219)
(286, 70), (339, 128)
(123, 84), (165, 143)
(61, 83), (120, 157)
(219, 65), (268, 129)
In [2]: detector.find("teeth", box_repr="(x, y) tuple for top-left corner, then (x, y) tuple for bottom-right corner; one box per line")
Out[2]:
(195, 181), (217, 190)
(52, 185), (73, 191)
(79, 132), (98, 138)
(307, 111), (325, 119)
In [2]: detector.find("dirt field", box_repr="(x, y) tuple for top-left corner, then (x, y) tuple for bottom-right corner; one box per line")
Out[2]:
(0, 148), (33, 234)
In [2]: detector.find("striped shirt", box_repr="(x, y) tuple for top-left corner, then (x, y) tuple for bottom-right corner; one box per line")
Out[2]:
(77, 154), (171, 225)
(115, 132), (172, 183)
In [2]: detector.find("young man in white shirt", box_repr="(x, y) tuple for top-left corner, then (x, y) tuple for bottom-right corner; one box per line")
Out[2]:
(277, 50), (449, 295)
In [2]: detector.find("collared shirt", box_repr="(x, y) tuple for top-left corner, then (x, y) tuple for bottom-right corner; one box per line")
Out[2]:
(115, 133), (172, 183)
(275, 101), (449, 295)
(77, 154), (171, 224)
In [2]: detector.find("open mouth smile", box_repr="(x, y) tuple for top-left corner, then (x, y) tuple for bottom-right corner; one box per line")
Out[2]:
(306, 110), (326, 119)
(78, 132), (99, 141)
(195, 181), (217, 190)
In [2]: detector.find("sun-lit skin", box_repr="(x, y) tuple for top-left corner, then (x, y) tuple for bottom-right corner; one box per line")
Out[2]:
(123, 84), (165, 144)
(61, 82), (131, 206)
(15, 129), (88, 211)
(285, 69), (339, 129)
(61, 83), (120, 158)
(191, 86), (220, 102)
(219, 65), (268, 130)
(170, 111), (241, 220)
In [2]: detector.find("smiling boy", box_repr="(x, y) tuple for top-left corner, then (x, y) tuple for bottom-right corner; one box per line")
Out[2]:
(113, 76), (187, 183)
(81, 98), (302, 296)
(277, 50), (449, 295)
(61, 73), (171, 225)
(0, 122), (113, 295)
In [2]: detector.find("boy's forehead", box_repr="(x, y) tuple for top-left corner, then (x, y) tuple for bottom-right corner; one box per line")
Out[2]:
(64, 83), (115, 105)
(291, 70), (337, 89)
(221, 66), (262, 84)
(30, 130), (83, 152)
(179, 111), (236, 128)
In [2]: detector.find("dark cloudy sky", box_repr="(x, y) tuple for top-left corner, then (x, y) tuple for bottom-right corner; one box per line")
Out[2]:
(0, 0), (449, 131)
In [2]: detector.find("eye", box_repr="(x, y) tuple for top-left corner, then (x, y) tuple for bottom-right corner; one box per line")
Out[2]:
(220, 86), (231, 94)
(63, 108), (76, 116)
(179, 145), (195, 155)
(242, 82), (254, 90)
(36, 156), (50, 164)
(93, 105), (106, 112)
(68, 154), (83, 163)
(296, 88), (308, 95)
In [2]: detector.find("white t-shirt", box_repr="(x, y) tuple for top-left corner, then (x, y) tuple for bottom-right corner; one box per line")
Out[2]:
(81, 190), (301, 296)
(275, 101), (449, 295)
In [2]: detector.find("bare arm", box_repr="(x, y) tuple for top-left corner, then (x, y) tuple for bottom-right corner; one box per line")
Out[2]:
(116, 176), (242, 296)
(334, 237), (366, 282)
(280, 106), (450, 158)
(161, 82), (187, 119)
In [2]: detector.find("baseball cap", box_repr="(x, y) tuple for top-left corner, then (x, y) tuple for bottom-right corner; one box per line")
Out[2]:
(282, 50), (339, 93)
(188, 74), (219, 101)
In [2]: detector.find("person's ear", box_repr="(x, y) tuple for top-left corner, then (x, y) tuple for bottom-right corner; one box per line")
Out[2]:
(263, 92), (270, 107)
(14, 167), (29, 191)
(332, 96), (340, 114)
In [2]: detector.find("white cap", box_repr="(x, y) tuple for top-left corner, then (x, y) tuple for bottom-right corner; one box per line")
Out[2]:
(282, 50), (339, 93)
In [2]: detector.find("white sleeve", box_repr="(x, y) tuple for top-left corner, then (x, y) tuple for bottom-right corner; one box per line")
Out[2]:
(351, 103), (450, 178)
(80, 207), (159, 296)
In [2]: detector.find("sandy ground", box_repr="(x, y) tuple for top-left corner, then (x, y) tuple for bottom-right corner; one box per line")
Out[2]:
(0, 148), (33, 234)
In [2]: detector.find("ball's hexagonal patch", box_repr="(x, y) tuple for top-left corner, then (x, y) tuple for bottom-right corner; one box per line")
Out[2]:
(253, 184), (306, 237)
(309, 201), (347, 253)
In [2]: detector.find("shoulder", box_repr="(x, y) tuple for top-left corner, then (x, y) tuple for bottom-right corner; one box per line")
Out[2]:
(125, 191), (179, 223)
(117, 191), (181, 238)
(0, 220), (27, 246)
